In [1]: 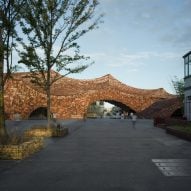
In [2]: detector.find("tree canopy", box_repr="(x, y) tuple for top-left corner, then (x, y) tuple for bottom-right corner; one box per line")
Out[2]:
(18, 0), (103, 125)
(0, 0), (25, 137)
(171, 76), (184, 102)
(19, 0), (103, 87)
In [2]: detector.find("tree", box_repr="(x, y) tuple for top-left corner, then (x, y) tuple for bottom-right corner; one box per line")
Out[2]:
(0, 0), (24, 138)
(87, 101), (104, 117)
(171, 76), (184, 102)
(0, 18), (5, 137)
(19, 0), (103, 127)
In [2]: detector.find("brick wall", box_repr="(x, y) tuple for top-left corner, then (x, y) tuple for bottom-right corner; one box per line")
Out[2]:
(4, 72), (177, 119)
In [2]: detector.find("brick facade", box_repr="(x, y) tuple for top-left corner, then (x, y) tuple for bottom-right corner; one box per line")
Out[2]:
(4, 72), (177, 119)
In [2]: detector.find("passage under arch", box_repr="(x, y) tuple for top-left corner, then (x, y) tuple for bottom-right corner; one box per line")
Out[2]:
(29, 107), (47, 119)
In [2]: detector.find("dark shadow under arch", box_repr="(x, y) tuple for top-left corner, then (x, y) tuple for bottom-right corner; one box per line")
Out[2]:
(171, 107), (183, 118)
(29, 107), (47, 119)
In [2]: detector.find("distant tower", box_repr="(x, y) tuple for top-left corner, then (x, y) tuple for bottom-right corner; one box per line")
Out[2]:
(183, 51), (191, 121)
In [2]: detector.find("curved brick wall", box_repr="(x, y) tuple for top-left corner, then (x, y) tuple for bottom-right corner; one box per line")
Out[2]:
(4, 72), (178, 119)
(139, 97), (182, 118)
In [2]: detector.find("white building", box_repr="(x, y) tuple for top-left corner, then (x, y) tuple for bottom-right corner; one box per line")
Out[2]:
(183, 51), (191, 121)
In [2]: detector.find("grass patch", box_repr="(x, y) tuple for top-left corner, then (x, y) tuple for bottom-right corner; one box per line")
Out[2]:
(1, 135), (32, 145)
(0, 130), (32, 145)
(169, 125), (191, 134)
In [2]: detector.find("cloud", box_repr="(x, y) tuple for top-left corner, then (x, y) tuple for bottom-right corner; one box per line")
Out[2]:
(102, 0), (191, 48)
(86, 51), (145, 68)
(85, 50), (181, 71)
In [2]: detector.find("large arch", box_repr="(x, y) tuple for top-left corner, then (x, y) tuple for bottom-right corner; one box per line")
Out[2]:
(4, 71), (180, 119)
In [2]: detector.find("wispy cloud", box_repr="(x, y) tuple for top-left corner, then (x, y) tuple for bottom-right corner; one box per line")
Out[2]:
(85, 50), (181, 71)
(102, 0), (191, 48)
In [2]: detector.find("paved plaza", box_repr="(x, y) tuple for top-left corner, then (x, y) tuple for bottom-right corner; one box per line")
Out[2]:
(0, 118), (191, 191)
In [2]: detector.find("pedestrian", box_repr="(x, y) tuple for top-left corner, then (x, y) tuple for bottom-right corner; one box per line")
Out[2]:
(131, 113), (137, 128)
(121, 113), (124, 119)
(83, 112), (87, 122)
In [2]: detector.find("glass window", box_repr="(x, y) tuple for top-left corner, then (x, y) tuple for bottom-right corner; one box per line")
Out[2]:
(184, 62), (186, 77)
(189, 54), (191, 62)
(189, 61), (191, 76)
(184, 55), (191, 77)
(185, 63), (188, 77)
(185, 55), (189, 64)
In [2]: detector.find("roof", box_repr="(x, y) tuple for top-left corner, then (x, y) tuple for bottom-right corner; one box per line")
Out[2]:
(10, 71), (174, 98)
(183, 51), (191, 58)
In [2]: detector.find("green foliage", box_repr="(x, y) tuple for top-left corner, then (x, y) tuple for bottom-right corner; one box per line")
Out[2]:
(18, 0), (103, 86)
(87, 101), (104, 116)
(18, 0), (103, 124)
(0, 0), (24, 81)
(0, 0), (24, 136)
(171, 76), (184, 102)
(0, 130), (31, 145)
(170, 125), (191, 134)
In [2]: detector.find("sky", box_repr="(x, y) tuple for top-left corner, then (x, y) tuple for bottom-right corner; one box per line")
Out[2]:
(69, 0), (191, 94)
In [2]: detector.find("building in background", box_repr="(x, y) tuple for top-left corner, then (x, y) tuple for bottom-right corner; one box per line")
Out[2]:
(87, 101), (105, 118)
(183, 51), (191, 121)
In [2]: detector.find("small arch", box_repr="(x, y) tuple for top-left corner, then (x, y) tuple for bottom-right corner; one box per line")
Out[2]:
(171, 107), (183, 118)
(29, 107), (47, 119)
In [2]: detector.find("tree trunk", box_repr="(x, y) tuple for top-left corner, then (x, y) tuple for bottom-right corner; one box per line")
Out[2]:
(46, 69), (51, 128)
(0, 28), (7, 138)
(46, 87), (51, 128)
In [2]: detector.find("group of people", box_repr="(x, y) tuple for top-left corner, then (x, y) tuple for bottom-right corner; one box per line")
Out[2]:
(83, 110), (138, 128)
(120, 112), (137, 128)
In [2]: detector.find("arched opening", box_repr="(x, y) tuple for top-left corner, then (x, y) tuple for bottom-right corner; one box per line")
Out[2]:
(103, 100), (136, 119)
(171, 107), (183, 118)
(29, 107), (47, 119)
(86, 100), (135, 119)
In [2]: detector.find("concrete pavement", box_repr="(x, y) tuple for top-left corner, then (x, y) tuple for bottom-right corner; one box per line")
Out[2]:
(0, 118), (191, 191)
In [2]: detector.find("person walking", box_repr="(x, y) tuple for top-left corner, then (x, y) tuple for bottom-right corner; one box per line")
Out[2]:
(83, 112), (87, 122)
(131, 113), (137, 128)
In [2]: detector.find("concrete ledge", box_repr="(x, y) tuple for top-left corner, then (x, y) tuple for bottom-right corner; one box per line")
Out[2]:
(0, 138), (44, 160)
(166, 127), (191, 141)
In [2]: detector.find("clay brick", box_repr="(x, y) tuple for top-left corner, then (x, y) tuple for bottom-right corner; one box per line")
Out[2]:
(4, 72), (179, 119)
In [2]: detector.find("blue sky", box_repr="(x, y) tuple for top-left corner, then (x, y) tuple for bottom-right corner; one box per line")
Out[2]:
(69, 0), (191, 94)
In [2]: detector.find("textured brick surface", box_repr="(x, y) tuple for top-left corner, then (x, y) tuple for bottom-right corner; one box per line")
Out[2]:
(139, 97), (182, 118)
(4, 72), (178, 119)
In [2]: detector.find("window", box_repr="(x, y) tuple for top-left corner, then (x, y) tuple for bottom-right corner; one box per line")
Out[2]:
(189, 55), (191, 76)
(184, 55), (191, 77)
